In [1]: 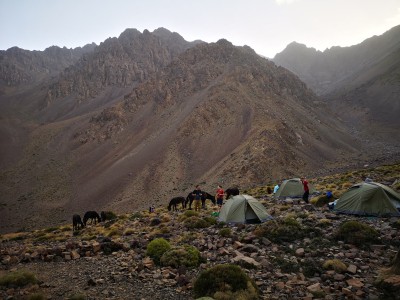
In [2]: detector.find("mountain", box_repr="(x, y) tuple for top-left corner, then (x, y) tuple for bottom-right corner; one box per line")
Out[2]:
(273, 25), (400, 140)
(0, 28), (393, 233)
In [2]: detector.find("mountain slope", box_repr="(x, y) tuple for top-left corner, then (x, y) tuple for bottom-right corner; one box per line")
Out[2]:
(0, 39), (362, 233)
(273, 25), (400, 96)
(273, 25), (400, 141)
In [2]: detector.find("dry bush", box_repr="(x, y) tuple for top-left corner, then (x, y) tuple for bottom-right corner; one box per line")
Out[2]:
(193, 264), (259, 300)
(323, 259), (347, 273)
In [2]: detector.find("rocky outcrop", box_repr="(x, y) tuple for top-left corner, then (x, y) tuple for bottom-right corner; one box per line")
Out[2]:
(0, 44), (95, 86)
(45, 28), (200, 103)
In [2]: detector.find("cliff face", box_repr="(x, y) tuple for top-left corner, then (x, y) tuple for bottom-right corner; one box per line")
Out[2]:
(0, 44), (96, 87)
(45, 28), (201, 104)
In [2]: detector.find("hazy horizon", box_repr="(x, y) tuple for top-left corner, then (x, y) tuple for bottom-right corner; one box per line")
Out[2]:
(1, 0), (399, 58)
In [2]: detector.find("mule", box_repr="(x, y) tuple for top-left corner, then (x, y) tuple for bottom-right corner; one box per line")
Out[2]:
(185, 191), (216, 209)
(225, 187), (240, 199)
(83, 211), (101, 226)
(72, 214), (84, 231)
(168, 196), (186, 211)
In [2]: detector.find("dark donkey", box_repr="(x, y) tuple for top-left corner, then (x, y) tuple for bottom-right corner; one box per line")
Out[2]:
(225, 187), (240, 200)
(72, 214), (84, 231)
(168, 196), (186, 211)
(83, 211), (101, 226)
(185, 191), (216, 210)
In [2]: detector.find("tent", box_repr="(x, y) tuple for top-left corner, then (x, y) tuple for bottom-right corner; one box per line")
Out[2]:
(334, 182), (400, 217)
(218, 194), (273, 224)
(274, 178), (315, 198)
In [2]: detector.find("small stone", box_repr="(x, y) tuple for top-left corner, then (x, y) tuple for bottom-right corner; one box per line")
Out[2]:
(307, 282), (321, 293)
(295, 248), (305, 257)
(347, 264), (357, 274)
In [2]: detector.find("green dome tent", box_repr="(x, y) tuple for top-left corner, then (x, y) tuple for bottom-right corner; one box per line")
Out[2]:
(218, 194), (273, 224)
(334, 182), (400, 217)
(274, 178), (316, 199)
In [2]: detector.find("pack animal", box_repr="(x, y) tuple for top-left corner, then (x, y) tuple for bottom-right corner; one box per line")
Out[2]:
(225, 187), (240, 199)
(168, 196), (186, 211)
(185, 191), (216, 209)
(83, 211), (101, 226)
(72, 214), (84, 231)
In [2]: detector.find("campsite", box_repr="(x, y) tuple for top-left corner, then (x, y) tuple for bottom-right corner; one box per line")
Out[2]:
(1, 163), (399, 299)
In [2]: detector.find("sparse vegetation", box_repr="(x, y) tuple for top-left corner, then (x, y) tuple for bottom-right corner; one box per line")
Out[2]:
(160, 244), (202, 268)
(254, 217), (304, 243)
(323, 259), (347, 273)
(146, 238), (171, 264)
(28, 293), (46, 300)
(183, 216), (211, 229)
(0, 270), (38, 287)
(336, 220), (379, 246)
(219, 227), (232, 237)
(193, 264), (259, 299)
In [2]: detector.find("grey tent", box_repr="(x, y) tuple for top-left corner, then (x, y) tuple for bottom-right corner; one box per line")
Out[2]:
(274, 178), (315, 198)
(334, 182), (400, 217)
(218, 194), (273, 224)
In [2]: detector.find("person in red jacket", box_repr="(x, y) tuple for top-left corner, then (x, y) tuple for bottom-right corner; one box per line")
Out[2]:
(301, 177), (309, 203)
(215, 185), (224, 210)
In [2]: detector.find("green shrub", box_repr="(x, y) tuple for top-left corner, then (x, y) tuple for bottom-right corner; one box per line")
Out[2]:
(219, 228), (232, 237)
(193, 264), (259, 299)
(254, 219), (304, 242)
(146, 238), (171, 264)
(336, 220), (379, 246)
(184, 210), (199, 217)
(301, 258), (322, 277)
(273, 257), (300, 273)
(184, 216), (210, 229)
(323, 259), (347, 273)
(0, 270), (38, 287)
(160, 245), (202, 268)
(204, 216), (217, 225)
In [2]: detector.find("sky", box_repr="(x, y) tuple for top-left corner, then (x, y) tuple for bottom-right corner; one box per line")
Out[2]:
(0, 0), (399, 58)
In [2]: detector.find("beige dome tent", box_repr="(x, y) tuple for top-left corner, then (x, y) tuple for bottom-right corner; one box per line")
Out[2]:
(334, 182), (400, 217)
(274, 178), (316, 199)
(218, 194), (273, 224)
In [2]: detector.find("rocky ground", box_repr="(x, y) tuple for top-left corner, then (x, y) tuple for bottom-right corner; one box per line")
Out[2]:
(1, 164), (400, 300)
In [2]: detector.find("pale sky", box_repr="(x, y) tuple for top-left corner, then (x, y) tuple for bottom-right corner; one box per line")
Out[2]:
(0, 0), (399, 58)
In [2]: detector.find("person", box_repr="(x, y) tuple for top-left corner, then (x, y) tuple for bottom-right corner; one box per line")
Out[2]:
(273, 184), (280, 194)
(326, 191), (333, 200)
(301, 177), (309, 203)
(192, 185), (203, 212)
(215, 185), (224, 210)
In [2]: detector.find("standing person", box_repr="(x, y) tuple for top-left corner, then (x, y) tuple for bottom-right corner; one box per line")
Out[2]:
(215, 185), (224, 210)
(192, 185), (203, 212)
(273, 184), (280, 195)
(301, 177), (309, 203)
